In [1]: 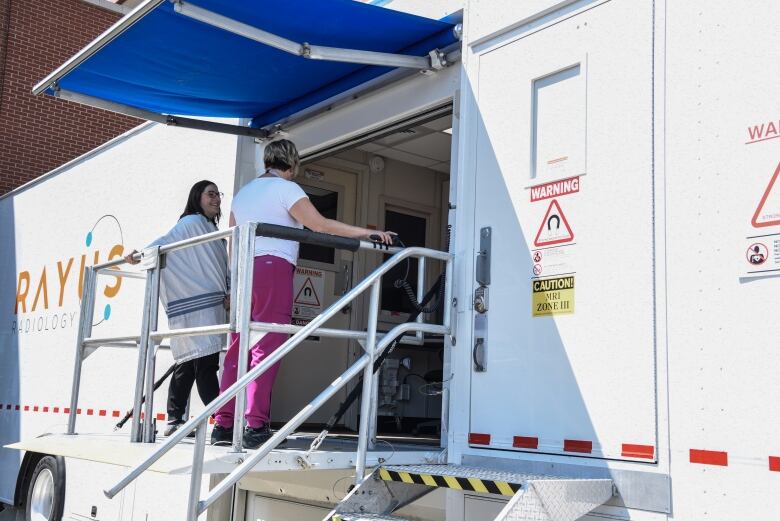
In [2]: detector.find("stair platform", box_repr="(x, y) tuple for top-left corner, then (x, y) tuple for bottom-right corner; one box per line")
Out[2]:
(6, 432), (445, 475)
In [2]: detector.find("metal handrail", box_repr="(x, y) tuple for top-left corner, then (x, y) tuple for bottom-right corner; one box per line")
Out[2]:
(103, 238), (452, 517)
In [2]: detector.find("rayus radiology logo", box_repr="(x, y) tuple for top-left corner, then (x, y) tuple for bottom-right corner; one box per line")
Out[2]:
(11, 215), (126, 335)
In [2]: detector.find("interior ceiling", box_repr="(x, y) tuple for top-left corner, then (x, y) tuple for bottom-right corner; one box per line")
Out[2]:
(356, 115), (452, 173)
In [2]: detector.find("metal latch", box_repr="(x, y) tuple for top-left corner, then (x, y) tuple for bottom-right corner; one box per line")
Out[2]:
(474, 286), (488, 314)
(476, 227), (491, 286)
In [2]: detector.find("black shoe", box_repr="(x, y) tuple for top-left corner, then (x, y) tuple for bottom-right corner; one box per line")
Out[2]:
(242, 424), (272, 450)
(210, 424), (234, 446)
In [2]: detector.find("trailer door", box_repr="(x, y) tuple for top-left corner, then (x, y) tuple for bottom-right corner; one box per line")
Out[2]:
(468, 0), (657, 461)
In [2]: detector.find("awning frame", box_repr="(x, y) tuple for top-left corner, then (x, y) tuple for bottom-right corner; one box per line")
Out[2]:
(32, 0), (462, 139)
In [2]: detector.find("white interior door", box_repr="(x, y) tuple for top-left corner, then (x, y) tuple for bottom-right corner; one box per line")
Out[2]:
(468, 0), (657, 461)
(271, 164), (359, 426)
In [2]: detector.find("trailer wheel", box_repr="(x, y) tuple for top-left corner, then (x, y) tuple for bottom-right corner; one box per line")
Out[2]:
(24, 456), (65, 521)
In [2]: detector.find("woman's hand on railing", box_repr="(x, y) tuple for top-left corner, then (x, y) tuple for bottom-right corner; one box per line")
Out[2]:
(365, 230), (397, 245)
(124, 250), (140, 265)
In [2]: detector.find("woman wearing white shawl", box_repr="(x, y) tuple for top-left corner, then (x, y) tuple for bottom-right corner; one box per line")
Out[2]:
(126, 180), (229, 436)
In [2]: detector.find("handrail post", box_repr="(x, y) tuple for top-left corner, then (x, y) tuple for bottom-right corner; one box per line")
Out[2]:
(186, 422), (207, 521)
(232, 222), (256, 452)
(130, 264), (156, 442)
(142, 257), (163, 442)
(228, 226), (240, 332)
(67, 266), (96, 434)
(415, 255), (426, 343)
(355, 279), (381, 486)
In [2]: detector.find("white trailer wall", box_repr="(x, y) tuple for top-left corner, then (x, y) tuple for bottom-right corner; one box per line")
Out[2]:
(665, 1), (780, 519)
(0, 122), (238, 506)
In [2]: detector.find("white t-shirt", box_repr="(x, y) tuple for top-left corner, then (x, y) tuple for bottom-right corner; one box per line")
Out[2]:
(231, 176), (308, 265)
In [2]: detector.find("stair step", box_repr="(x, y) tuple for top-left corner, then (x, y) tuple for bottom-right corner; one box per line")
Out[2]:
(378, 464), (564, 497)
(332, 515), (409, 521)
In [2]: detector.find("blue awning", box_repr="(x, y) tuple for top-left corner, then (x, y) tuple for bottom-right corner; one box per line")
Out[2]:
(35, 0), (458, 131)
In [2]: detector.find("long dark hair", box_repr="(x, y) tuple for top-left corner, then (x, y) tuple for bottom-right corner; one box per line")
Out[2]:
(181, 180), (221, 225)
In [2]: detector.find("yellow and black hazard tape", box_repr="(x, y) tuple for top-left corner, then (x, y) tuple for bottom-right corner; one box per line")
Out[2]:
(377, 468), (521, 497)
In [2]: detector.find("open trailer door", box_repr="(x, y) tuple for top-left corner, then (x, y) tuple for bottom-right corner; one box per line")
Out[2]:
(467, 0), (658, 462)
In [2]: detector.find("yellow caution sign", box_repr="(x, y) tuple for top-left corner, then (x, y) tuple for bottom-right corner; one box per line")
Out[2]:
(532, 275), (574, 317)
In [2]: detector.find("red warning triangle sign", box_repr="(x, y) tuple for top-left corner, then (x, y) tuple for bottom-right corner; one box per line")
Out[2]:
(752, 161), (780, 228)
(294, 277), (321, 307)
(534, 199), (574, 247)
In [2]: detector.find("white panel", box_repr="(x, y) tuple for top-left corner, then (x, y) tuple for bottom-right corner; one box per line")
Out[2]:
(664, 1), (780, 519)
(466, 0), (587, 45)
(469, 0), (655, 461)
(532, 64), (585, 179)
(248, 496), (329, 521)
(377, 147), (440, 168)
(395, 132), (454, 162)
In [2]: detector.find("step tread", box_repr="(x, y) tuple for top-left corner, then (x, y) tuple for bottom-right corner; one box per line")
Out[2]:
(380, 463), (569, 484)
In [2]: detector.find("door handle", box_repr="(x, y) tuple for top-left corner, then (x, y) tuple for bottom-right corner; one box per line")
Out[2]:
(473, 337), (486, 372)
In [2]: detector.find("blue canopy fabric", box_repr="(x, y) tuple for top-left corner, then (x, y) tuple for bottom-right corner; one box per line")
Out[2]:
(47, 0), (457, 128)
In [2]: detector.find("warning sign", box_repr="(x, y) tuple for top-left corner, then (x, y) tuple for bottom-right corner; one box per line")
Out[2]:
(534, 199), (574, 247)
(292, 267), (324, 323)
(295, 278), (321, 307)
(751, 162), (780, 228)
(532, 276), (575, 317)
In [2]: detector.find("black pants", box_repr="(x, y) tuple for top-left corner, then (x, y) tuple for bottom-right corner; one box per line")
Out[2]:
(166, 352), (220, 423)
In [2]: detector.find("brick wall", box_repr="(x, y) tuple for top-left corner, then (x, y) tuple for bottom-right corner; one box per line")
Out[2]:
(0, 0), (140, 195)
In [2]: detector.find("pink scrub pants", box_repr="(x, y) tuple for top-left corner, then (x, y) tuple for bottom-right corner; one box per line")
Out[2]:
(215, 255), (294, 429)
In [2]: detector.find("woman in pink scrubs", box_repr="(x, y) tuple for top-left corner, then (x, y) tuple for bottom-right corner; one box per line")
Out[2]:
(212, 139), (394, 449)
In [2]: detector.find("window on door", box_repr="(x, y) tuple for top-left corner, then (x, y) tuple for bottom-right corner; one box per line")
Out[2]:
(299, 186), (338, 265)
(381, 208), (427, 314)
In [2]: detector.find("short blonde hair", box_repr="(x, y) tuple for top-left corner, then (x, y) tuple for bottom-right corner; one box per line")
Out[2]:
(263, 139), (300, 176)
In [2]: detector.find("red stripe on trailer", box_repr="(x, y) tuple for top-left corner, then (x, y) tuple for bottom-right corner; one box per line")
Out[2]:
(86, 409), (94, 416)
(622, 444), (655, 459)
(512, 436), (539, 449)
(24, 406), (29, 411)
(769, 456), (780, 472)
(563, 439), (592, 453)
(113, 410), (121, 418)
(42, 406), (49, 412)
(15, 405), (19, 411)
(33, 406), (38, 412)
(64, 407), (70, 414)
(156, 413), (166, 421)
(468, 433), (491, 445)
(53, 407), (59, 413)
(690, 449), (728, 466)
(77, 408), (82, 415)
(5, 404), (10, 409)
(99, 410), (107, 417)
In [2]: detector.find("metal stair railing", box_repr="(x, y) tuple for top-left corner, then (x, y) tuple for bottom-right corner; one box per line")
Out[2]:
(70, 222), (452, 521)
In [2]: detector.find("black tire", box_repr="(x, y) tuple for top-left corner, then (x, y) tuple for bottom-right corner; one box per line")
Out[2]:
(24, 456), (65, 521)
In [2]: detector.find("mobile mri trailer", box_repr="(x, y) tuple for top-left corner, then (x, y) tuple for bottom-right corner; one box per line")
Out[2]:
(2, 0), (780, 520)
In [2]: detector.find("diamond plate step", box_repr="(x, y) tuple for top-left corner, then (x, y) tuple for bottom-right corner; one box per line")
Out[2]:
(378, 464), (563, 497)
(332, 514), (409, 521)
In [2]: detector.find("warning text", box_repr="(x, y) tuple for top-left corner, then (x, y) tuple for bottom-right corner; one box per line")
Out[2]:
(530, 177), (580, 202)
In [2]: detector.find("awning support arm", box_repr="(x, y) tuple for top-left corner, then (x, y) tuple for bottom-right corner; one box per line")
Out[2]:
(54, 88), (270, 139)
(172, 0), (451, 71)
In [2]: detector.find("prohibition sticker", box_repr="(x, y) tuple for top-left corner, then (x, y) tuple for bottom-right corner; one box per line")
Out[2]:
(532, 275), (575, 317)
(534, 199), (574, 247)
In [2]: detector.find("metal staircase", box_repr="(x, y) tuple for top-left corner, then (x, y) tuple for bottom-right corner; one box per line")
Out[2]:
(58, 222), (455, 521)
(328, 464), (614, 521)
